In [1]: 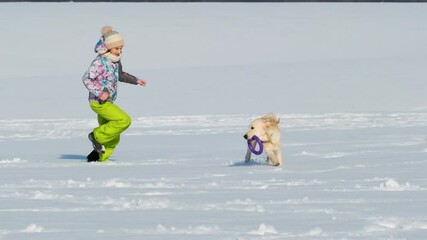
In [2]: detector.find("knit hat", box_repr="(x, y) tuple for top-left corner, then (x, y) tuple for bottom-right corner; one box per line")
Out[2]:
(101, 26), (125, 50)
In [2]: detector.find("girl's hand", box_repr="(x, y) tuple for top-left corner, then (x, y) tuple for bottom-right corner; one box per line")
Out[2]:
(137, 79), (147, 87)
(99, 91), (109, 101)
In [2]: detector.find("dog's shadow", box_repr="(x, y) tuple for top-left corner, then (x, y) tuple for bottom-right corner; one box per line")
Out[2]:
(228, 160), (268, 167)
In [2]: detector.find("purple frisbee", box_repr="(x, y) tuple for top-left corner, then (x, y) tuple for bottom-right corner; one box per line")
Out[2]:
(247, 135), (263, 155)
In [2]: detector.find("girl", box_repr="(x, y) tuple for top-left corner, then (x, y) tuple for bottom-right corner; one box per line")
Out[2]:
(82, 26), (146, 162)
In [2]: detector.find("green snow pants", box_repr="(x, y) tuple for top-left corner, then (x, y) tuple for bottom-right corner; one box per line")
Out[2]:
(89, 102), (131, 162)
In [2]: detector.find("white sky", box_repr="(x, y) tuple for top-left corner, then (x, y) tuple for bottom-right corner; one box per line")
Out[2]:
(2, 3), (426, 75)
(1, 3), (426, 118)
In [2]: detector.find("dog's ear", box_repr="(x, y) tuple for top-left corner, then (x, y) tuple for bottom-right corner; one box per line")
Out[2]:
(263, 113), (279, 126)
(264, 119), (277, 128)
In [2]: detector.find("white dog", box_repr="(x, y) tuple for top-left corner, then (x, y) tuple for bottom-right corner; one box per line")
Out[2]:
(244, 113), (282, 166)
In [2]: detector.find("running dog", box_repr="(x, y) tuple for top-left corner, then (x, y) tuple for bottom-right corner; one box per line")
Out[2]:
(243, 113), (282, 166)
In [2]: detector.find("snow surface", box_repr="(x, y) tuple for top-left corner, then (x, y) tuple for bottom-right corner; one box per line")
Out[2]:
(1, 2), (427, 240)
(1, 113), (427, 239)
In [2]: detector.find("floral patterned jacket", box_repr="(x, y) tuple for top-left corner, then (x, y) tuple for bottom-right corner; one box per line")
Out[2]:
(82, 38), (138, 103)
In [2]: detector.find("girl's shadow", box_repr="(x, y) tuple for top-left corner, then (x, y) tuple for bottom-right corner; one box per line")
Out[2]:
(59, 154), (87, 161)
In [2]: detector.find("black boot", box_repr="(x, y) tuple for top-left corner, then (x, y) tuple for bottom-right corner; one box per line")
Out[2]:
(87, 150), (100, 162)
(88, 132), (105, 154)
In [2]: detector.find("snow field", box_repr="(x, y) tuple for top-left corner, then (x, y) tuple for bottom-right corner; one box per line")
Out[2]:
(1, 113), (427, 239)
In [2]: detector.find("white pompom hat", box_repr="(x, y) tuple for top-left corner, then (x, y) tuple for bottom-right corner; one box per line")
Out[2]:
(101, 26), (124, 50)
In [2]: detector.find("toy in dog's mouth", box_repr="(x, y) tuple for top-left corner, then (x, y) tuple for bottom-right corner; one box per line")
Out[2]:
(247, 135), (263, 155)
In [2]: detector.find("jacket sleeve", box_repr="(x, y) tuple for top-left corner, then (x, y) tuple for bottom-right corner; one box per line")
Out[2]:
(82, 59), (104, 98)
(118, 61), (139, 85)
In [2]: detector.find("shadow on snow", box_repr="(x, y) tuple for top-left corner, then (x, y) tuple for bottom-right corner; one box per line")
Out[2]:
(228, 160), (269, 167)
(58, 154), (87, 161)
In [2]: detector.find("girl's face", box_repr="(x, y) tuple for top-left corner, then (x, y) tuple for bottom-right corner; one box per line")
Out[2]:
(110, 47), (123, 57)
